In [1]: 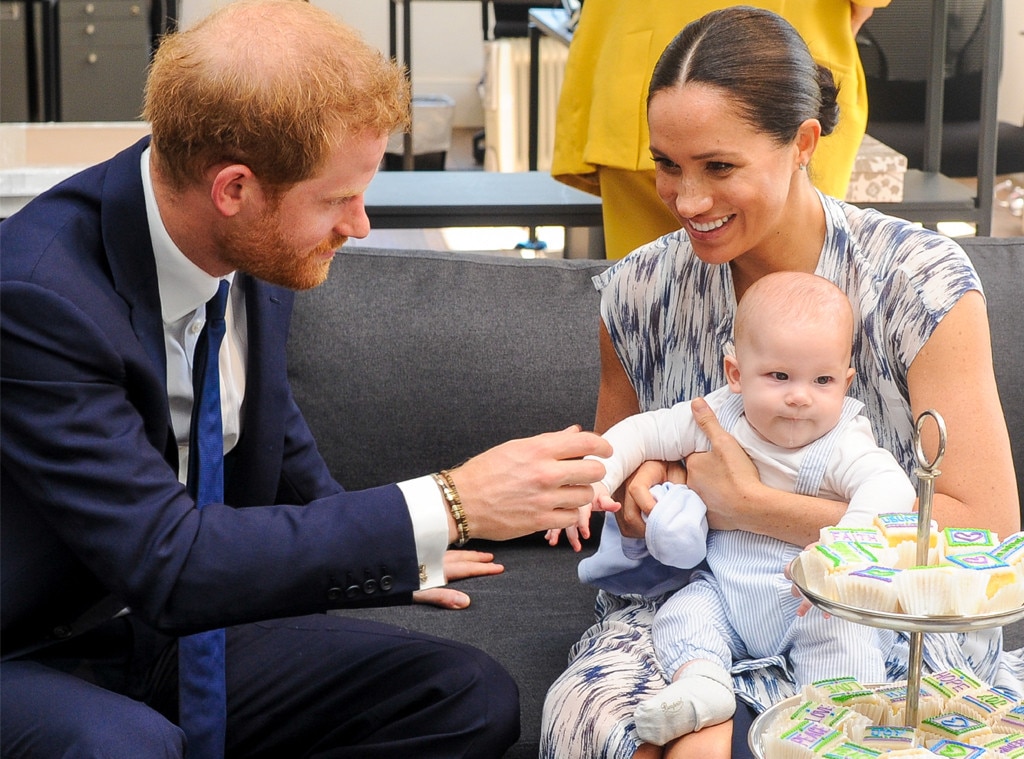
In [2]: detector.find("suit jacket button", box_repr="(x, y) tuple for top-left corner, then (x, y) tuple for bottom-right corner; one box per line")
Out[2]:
(52, 625), (72, 639)
(326, 586), (344, 601)
(345, 584), (361, 599)
(362, 578), (378, 595)
(379, 574), (393, 592)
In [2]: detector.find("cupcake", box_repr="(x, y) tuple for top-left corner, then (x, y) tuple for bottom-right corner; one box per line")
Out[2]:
(994, 705), (1024, 736)
(941, 528), (1000, 560)
(799, 543), (889, 599)
(804, 678), (888, 725)
(976, 732), (1024, 756)
(874, 513), (940, 568)
(991, 532), (1024, 569)
(784, 700), (872, 739)
(763, 719), (847, 758)
(873, 684), (944, 726)
(991, 533), (1024, 578)
(895, 566), (986, 616)
(819, 740), (885, 758)
(856, 724), (921, 752)
(921, 669), (986, 705)
(947, 688), (1019, 724)
(820, 526), (888, 550)
(920, 712), (993, 744)
(942, 552), (1023, 613)
(833, 565), (901, 613)
(927, 739), (991, 758)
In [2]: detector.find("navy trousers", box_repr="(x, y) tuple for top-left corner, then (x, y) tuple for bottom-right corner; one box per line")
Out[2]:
(1, 614), (520, 758)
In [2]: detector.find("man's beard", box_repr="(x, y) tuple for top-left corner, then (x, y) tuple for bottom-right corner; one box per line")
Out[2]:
(220, 206), (346, 291)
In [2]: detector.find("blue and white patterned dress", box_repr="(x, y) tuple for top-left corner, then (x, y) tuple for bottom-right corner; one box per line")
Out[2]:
(539, 192), (1024, 759)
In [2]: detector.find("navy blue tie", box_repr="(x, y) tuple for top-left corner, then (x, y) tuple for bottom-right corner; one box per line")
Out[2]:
(180, 279), (230, 759)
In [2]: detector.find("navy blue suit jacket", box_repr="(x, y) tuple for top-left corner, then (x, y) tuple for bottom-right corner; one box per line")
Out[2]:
(1, 138), (420, 657)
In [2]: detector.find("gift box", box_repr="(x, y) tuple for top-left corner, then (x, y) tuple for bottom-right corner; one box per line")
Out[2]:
(845, 134), (908, 203)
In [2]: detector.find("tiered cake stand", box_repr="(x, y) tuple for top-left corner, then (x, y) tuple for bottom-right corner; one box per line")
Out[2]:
(749, 410), (1024, 757)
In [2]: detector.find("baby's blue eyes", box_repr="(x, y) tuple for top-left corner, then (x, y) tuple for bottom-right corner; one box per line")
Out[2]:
(769, 373), (834, 384)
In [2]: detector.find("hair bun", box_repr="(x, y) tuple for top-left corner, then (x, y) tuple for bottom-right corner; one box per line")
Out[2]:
(816, 64), (840, 137)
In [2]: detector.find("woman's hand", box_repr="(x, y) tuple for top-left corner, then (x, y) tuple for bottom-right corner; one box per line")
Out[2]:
(614, 460), (687, 539)
(683, 397), (761, 531)
(412, 549), (504, 609)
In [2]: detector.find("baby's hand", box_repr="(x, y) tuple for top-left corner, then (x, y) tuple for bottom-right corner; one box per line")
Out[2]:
(592, 491), (621, 514)
(544, 485), (619, 552)
(788, 545), (828, 618)
(545, 520), (587, 552)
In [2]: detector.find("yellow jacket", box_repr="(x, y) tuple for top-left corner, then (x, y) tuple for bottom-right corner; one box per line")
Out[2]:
(552, 0), (891, 199)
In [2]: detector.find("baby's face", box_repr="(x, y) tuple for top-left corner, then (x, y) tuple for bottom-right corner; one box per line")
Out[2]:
(729, 320), (854, 449)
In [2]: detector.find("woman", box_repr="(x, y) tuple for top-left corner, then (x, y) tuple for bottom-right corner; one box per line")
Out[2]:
(540, 7), (1022, 759)
(552, 0), (891, 258)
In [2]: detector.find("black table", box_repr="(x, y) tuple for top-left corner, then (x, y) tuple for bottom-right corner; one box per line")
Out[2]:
(364, 169), (603, 256)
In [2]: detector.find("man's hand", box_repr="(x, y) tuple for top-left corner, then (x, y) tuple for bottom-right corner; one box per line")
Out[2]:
(448, 425), (611, 542)
(412, 549), (504, 609)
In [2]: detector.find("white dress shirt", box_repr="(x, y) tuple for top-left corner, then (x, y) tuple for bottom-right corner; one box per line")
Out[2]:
(140, 149), (448, 589)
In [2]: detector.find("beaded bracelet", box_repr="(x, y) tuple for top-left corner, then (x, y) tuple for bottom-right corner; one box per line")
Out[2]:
(432, 470), (470, 547)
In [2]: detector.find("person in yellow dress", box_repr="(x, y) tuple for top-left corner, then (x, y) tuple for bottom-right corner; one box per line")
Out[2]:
(552, 0), (890, 258)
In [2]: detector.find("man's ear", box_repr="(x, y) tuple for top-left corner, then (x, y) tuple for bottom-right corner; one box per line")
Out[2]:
(210, 164), (257, 218)
(724, 354), (742, 393)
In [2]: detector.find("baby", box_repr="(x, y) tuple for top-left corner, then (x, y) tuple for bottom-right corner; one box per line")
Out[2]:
(550, 271), (915, 745)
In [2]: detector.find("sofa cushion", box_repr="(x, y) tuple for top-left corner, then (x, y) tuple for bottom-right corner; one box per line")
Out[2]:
(288, 247), (612, 491)
(286, 240), (1023, 759)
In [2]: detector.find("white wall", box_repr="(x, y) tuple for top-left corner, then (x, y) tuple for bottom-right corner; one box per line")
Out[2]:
(178, 0), (487, 127)
(1000, 0), (1024, 125)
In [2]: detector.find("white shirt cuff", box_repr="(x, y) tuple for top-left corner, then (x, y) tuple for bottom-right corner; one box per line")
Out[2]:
(397, 475), (450, 590)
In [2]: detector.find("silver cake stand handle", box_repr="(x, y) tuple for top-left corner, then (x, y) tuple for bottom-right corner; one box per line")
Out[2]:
(906, 409), (947, 726)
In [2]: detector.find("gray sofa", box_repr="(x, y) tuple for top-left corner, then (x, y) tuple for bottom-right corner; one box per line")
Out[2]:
(287, 239), (1024, 759)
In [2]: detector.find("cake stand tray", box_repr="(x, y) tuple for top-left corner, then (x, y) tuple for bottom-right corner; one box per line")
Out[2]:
(789, 561), (1024, 633)
(748, 694), (800, 759)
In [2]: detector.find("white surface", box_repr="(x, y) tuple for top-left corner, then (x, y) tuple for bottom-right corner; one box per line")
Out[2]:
(0, 166), (80, 218)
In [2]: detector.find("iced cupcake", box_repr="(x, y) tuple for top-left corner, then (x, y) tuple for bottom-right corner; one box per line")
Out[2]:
(943, 552), (1023, 614)
(874, 513), (940, 568)
(894, 565), (986, 616)
(833, 565), (902, 613)
(763, 719), (846, 758)
(940, 528), (1000, 560)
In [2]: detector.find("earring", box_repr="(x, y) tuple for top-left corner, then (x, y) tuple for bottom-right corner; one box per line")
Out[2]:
(797, 163), (807, 171)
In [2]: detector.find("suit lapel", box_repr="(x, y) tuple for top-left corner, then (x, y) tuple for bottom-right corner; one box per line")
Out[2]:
(99, 137), (167, 383)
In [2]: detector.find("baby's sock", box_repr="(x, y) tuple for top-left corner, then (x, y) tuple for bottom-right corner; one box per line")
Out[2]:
(633, 659), (736, 746)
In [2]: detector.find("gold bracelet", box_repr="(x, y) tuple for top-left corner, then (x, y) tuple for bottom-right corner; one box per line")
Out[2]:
(433, 470), (470, 547)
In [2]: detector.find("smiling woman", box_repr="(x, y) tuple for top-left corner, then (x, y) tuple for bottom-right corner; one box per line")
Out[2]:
(541, 7), (1022, 759)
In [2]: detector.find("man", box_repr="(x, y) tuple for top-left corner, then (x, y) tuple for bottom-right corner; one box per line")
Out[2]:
(0, 1), (609, 756)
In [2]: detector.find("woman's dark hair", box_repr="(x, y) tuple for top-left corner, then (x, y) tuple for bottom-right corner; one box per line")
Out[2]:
(648, 6), (839, 145)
